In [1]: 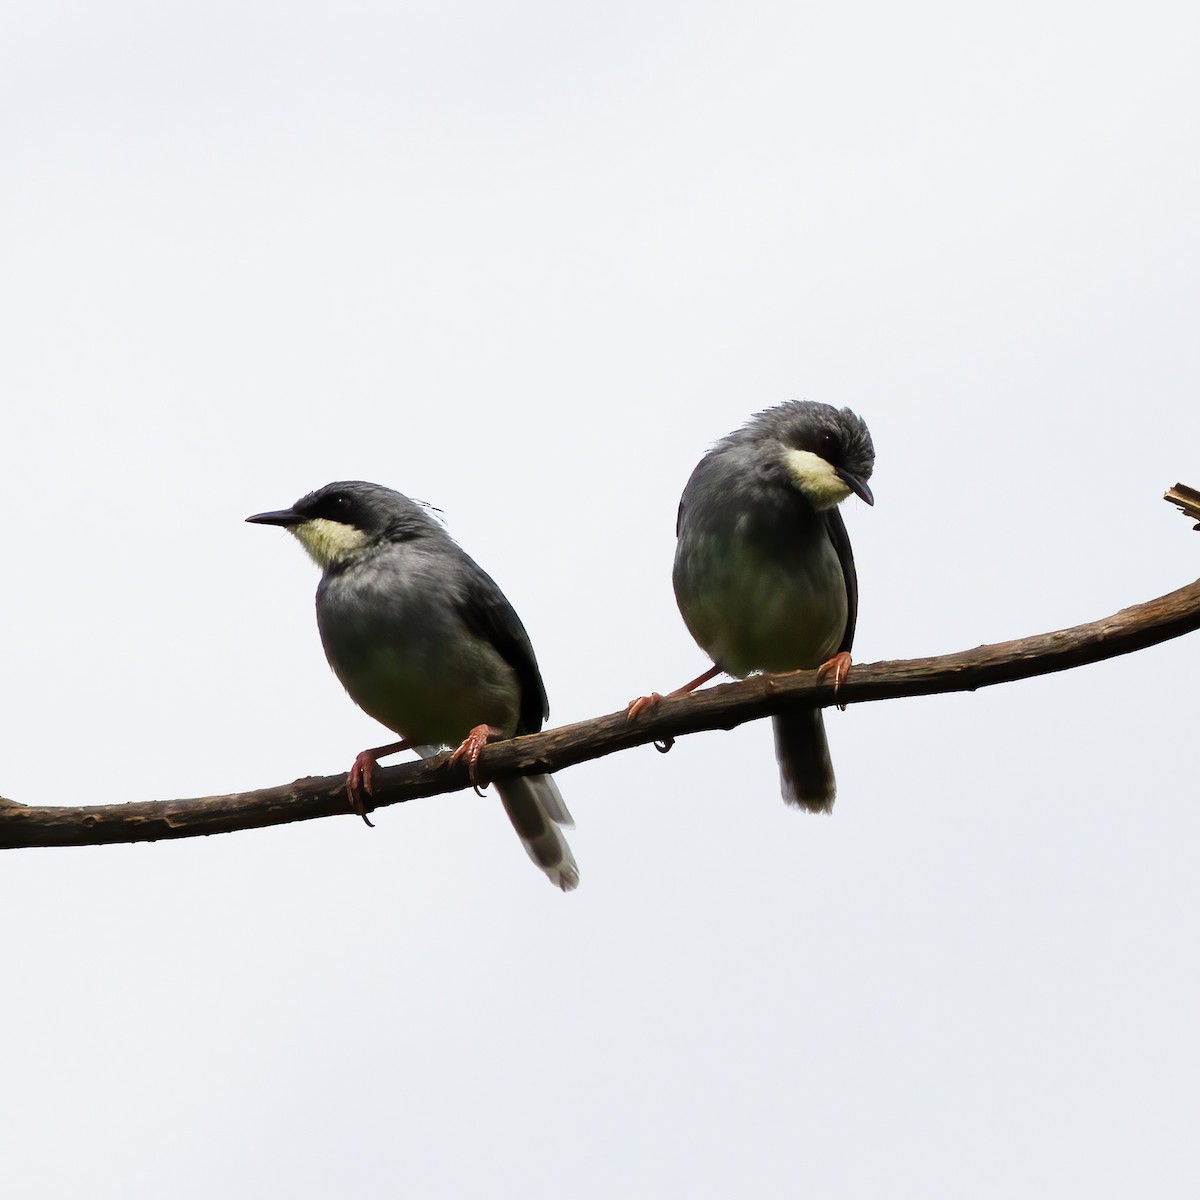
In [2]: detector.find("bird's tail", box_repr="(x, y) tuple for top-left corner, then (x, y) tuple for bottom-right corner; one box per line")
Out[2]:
(415, 746), (579, 890)
(772, 710), (836, 813)
(497, 774), (580, 891)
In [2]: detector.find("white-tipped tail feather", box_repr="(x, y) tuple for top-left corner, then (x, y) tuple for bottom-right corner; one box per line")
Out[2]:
(415, 747), (579, 889)
(498, 774), (580, 891)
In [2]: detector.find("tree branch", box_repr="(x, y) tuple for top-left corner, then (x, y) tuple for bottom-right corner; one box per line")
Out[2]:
(1165, 482), (1200, 528)
(4, 570), (1200, 850)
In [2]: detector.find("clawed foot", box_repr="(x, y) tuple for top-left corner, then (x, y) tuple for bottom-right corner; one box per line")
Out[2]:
(449, 724), (505, 794)
(345, 738), (412, 827)
(626, 692), (675, 751)
(626, 665), (724, 752)
(347, 752), (379, 827)
(817, 650), (854, 711)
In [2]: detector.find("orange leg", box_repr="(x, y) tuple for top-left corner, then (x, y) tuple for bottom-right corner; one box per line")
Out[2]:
(816, 650), (854, 711)
(626, 663), (722, 720)
(346, 738), (413, 827)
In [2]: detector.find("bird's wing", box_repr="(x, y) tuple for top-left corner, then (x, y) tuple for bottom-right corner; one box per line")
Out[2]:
(457, 563), (550, 735)
(825, 507), (859, 654)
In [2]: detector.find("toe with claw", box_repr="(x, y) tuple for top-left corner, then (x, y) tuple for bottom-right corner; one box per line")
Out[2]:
(817, 650), (854, 711)
(626, 692), (665, 721)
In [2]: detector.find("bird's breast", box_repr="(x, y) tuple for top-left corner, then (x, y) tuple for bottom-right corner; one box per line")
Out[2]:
(315, 569), (521, 746)
(673, 521), (848, 676)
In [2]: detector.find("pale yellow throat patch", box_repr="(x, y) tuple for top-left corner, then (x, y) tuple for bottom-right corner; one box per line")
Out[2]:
(290, 517), (371, 569)
(783, 448), (852, 510)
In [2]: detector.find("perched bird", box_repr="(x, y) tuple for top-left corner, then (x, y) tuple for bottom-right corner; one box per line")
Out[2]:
(247, 481), (579, 891)
(631, 401), (875, 810)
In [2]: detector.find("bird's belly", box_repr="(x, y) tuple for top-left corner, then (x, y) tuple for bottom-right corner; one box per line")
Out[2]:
(321, 617), (520, 747)
(674, 535), (847, 677)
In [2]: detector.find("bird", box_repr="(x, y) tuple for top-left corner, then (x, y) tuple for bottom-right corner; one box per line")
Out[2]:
(247, 480), (579, 891)
(630, 401), (875, 811)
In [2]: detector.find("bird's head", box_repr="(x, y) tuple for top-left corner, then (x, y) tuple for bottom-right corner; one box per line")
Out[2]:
(246, 480), (434, 569)
(752, 401), (875, 511)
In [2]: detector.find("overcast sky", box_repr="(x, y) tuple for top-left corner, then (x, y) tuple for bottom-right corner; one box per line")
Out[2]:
(4, 2), (1200, 1196)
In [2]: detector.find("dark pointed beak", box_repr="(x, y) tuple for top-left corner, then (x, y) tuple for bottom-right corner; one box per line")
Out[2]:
(246, 508), (304, 527)
(836, 470), (874, 507)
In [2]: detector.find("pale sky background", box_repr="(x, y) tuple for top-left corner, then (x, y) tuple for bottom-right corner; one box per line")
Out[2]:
(4, 2), (1200, 1196)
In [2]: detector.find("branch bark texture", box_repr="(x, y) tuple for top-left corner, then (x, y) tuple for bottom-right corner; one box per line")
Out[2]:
(4, 575), (1200, 850)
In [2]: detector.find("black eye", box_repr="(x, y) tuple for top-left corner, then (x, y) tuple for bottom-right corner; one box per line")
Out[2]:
(815, 431), (840, 462)
(320, 493), (354, 520)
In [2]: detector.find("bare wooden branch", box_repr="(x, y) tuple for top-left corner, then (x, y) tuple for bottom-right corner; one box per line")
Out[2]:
(1165, 482), (1200, 528)
(4, 571), (1200, 850)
